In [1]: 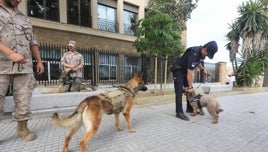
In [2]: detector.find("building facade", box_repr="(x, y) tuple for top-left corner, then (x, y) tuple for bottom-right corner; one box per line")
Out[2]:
(17, 0), (227, 86)
(18, 0), (148, 51)
(18, 0), (187, 53)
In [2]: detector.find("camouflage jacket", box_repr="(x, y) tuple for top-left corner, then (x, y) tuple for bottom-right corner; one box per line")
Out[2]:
(61, 51), (84, 78)
(0, 5), (38, 74)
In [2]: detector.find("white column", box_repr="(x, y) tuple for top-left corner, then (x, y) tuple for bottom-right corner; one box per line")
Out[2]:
(91, 0), (98, 29)
(138, 1), (145, 20)
(117, 0), (124, 34)
(59, 0), (67, 23)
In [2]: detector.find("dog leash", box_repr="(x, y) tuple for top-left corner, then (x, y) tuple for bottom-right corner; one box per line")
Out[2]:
(7, 63), (15, 96)
(194, 83), (202, 91)
(7, 62), (24, 96)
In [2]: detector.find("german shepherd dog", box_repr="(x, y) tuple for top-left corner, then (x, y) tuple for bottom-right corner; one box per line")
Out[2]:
(185, 90), (223, 124)
(51, 73), (147, 152)
(42, 70), (94, 94)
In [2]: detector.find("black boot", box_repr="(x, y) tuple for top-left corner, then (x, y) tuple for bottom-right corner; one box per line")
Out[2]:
(176, 113), (190, 121)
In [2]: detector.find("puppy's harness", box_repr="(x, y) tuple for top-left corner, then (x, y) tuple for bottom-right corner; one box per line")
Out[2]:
(190, 94), (203, 109)
(100, 86), (136, 113)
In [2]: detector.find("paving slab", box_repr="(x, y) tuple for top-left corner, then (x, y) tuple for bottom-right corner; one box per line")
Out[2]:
(1, 92), (268, 152)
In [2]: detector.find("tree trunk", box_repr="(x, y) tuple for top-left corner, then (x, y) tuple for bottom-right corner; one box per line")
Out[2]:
(262, 67), (268, 87)
(164, 56), (168, 94)
(154, 56), (158, 95)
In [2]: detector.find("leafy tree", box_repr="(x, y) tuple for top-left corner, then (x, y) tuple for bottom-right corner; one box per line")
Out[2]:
(133, 13), (184, 93)
(133, 13), (184, 56)
(235, 48), (268, 86)
(134, 0), (198, 93)
(146, 0), (198, 32)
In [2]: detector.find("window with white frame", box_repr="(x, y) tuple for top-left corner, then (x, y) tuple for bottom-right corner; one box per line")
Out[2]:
(123, 10), (137, 36)
(97, 4), (116, 32)
(124, 56), (139, 80)
(99, 54), (117, 80)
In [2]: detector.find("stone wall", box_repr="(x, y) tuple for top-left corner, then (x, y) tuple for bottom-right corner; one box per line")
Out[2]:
(34, 27), (136, 53)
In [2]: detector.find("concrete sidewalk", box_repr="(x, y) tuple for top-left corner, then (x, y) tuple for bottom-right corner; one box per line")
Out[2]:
(1, 89), (268, 152)
(3, 83), (233, 113)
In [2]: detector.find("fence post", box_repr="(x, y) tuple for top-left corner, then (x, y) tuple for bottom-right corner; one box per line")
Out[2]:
(91, 48), (97, 86)
(200, 61), (205, 83)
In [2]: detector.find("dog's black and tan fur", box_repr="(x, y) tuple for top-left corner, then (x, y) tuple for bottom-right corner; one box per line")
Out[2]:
(42, 70), (93, 94)
(51, 73), (147, 152)
(185, 91), (223, 124)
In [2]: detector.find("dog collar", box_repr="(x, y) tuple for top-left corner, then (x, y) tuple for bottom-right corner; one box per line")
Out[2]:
(118, 85), (136, 98)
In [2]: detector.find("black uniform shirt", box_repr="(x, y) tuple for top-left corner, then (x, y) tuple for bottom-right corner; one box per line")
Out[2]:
(178, 46), (205, 72)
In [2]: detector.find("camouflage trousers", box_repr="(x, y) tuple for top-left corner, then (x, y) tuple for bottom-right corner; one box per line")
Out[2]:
(0, 74), (37, 121)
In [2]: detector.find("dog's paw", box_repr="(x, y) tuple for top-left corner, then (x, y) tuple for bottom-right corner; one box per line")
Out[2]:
(212, 120), (218, 124)
(190, 113), (196, 116)
(62, 147), (69, 152)
(129, 128), (136, 133)
(117, 127), (123, 131)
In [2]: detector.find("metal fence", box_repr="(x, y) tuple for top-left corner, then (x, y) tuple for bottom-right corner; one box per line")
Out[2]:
(34, 43), (217, 86)
(34, 43), (146, 86)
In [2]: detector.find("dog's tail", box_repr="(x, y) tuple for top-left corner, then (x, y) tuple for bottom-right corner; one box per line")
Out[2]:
(216, 102), (223, 114)
(51, 112), (82, 128)
(51, 97), (91, 128)
(217, 108), (223, 114)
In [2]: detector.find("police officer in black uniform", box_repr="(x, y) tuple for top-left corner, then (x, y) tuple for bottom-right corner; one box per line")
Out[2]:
(171, 41), (218, 121)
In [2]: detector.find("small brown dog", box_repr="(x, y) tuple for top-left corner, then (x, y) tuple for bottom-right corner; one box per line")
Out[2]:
(185, 91), (223, 124)
(51, 73), (147, 152)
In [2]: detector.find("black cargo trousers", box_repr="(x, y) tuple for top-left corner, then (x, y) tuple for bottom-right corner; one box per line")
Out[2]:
(173, 69), (193, 114)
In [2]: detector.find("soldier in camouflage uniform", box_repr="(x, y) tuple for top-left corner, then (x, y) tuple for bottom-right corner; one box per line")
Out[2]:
(61, 40), (84, 78)
(0, 0), (44, 141)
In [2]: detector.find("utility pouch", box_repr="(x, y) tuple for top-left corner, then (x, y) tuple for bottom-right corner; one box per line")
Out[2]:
(169, 63), (181, 72)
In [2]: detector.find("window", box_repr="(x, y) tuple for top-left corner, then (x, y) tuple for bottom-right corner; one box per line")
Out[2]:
(67, 0), (91, 27)
(83, 52), (92, 80)
(27, 0), (59, 21)
(36, 45), (62, 82)
(124, 56), (139, 81)
(99, 54), (118, 81)
(123, 10), (137, 36)
(98, 4), (116, 32)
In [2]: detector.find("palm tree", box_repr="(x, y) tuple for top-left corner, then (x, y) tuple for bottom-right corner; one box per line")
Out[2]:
(259, 0), (268, 87)
(236, 0), (268, 63)
(225, 21), (240, 71)
(225, 0), (268, 86)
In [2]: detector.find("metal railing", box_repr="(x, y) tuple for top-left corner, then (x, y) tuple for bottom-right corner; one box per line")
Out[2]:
(33, 43), (217, 86)
(34, 43), (143, 86)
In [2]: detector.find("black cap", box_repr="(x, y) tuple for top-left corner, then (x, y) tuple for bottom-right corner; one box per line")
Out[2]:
(204, 41), (218, 59)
